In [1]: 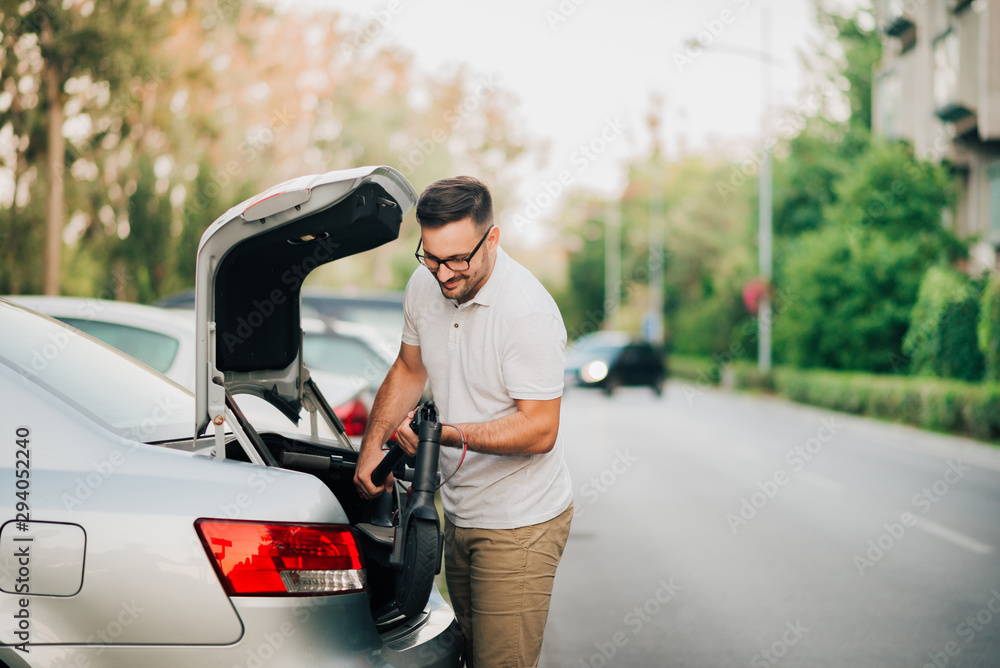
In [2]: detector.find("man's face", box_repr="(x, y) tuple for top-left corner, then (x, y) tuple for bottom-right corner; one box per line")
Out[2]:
(418, 217), (498, 304)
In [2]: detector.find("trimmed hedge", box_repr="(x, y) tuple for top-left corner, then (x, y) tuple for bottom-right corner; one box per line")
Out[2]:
(670, 355), (1000, 442)
(669, 355), (720, 384)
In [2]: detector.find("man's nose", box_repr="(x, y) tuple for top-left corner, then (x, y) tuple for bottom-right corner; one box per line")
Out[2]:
(436, 264), (456, 281)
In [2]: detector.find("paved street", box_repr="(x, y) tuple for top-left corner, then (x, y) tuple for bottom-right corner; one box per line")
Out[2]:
(540, 382), (1000, 668)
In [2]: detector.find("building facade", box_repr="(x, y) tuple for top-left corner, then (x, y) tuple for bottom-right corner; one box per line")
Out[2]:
(873, 0), (1000, 272)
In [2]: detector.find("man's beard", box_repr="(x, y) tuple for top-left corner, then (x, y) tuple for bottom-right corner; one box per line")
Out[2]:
(437, 264), (485, 303)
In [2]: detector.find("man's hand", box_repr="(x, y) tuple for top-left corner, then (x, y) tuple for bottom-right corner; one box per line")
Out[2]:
(394, 409), (419, 456)
(354, 340), (430, 499)
(354, 445), (394, 499)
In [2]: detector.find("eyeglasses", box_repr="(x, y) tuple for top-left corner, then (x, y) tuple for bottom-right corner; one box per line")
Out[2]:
(415, 226), (493, 272)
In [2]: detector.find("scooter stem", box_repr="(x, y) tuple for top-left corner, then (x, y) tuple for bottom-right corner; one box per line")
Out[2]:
(406, 402), (442, 522)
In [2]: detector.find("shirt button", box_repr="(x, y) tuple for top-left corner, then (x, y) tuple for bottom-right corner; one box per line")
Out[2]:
(453, 323), (459, 328)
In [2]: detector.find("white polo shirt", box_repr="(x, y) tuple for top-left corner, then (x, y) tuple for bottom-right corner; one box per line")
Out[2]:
(401, 246), (573, 529)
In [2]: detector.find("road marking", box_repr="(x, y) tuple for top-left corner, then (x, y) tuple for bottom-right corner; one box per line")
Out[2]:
(912, 516), (994, 555)
(797, 471), (843, 493)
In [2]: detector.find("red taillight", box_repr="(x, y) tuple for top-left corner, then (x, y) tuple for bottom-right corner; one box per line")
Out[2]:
(195, 520), (365, 596)
(334, 398), (369, 436)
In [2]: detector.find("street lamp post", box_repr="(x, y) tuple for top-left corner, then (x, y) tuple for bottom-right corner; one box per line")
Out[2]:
(758, 7), (773, 373)
(604, 198), (621, 330)
(647, 163), (665, 346)
(686, 6), (774, 372)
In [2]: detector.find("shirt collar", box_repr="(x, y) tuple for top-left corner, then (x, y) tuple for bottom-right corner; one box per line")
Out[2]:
(462, 245), (509, 308)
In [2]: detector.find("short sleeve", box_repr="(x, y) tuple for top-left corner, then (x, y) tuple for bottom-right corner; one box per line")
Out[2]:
(501, 310), (567, 400)
(401, 271), (422, 347)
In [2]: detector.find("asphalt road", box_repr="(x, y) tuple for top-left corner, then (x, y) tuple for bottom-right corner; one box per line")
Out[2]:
(540, 381), (1000, 668)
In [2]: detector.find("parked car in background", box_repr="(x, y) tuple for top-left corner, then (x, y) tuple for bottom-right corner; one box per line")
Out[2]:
(302, 316), (395, 395)
(6, 295), (374, 440)
(6, 295), (200, 388)
(301, 289), (405, 349)
(565, 330), (668, 396)
(157, 288), (406, 350)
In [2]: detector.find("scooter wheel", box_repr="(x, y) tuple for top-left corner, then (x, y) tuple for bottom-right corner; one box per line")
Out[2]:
(395, 518), (440, 618)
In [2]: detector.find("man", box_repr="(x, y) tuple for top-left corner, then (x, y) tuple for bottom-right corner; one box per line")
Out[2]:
(354, 176), (573, 667)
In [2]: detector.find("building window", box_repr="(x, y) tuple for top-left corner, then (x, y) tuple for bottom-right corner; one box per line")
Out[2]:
(988, 162), (1000, 243)
(933, 30), (959, 114)
(881, 0), (916, 36)
(877, 70), (901, 139)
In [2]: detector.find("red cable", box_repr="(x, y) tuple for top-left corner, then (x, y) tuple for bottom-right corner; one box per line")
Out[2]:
(437, 423), (467, 489)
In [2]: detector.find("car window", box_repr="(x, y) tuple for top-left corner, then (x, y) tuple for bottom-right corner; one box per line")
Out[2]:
(303, 335), (390, 388)
(0, 301), (193, 443)
(305, 298), (404, 345)
(567, 345), (621, 364)
(620, 345), (643, 364)
(58, 318), (180, 374)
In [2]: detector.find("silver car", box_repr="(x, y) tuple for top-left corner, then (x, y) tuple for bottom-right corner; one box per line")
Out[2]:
(0, 166), (462, 667)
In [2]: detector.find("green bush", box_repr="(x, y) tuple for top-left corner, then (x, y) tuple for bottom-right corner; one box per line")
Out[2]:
(903, 266), (983, 381)
(771, 367), (1000, 441)
(979, 273), (1000, 382)
(670, 356), (998, 442)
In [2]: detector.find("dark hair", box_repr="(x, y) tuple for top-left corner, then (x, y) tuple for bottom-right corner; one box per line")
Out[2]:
(415, 176), (493, 231)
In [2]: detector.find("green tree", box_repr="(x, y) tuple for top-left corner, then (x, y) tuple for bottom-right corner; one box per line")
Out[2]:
(558, 215), (607, 340)
(831, 140), (957, 243)
(554, 151), (754, 354)
(0, 0), (170, 294)
(805, 1), (882, 132)
(771, 1), (880, 241)
(774, 226), (931, 371)
(774, 142), (958, 372)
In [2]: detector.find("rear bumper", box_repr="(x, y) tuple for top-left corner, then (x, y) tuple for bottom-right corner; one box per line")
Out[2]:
(2, 590), (462, 668)
(380, 589), (464, 668)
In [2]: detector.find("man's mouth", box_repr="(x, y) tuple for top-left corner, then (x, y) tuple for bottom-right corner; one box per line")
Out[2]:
(440, 277), (462, 290)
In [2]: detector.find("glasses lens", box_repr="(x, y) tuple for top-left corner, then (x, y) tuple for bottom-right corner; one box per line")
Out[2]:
(442, 259), (469, 272)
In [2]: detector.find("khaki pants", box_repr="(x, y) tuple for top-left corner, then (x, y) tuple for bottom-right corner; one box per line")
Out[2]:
(444, 503), (573, 668)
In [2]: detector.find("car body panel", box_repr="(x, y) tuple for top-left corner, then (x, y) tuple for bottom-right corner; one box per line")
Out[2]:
(0, 361), (245, 646)
(195, 166), (417, 437)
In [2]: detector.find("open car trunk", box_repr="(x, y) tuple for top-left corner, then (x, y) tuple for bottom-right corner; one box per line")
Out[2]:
(193, 166), (428, 629)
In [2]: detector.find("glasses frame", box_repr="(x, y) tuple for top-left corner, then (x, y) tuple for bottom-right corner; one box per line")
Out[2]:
(415, 225), (494, 272)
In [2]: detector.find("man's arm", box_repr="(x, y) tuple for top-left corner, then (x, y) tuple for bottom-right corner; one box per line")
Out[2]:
(395, 396), (561, 457)
(353, 342), (427, 498)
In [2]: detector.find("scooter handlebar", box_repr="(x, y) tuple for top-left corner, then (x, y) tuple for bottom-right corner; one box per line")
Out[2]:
(371, 444), (408, 487)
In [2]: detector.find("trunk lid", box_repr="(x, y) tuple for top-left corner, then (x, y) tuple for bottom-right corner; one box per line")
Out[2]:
(194, 166), (417, 436)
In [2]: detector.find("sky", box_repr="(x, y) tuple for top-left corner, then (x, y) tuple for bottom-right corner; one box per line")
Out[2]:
(280, 0), (844, 234)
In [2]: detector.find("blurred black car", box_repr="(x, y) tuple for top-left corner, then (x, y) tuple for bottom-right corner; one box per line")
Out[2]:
(565, 331), (667, 396)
